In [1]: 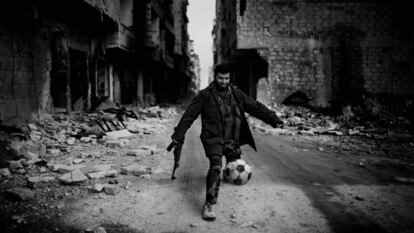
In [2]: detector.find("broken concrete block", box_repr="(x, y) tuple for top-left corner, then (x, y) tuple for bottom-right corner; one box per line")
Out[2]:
(27, 176), (55, 189)
(22, 157), (41, 166)
(0, 168), (11, 177)
(93, 183), (104, 192)
(140, 174), (152, 179)
(394, 176), (414, 183)
(124, 181), (132, 190)
(30, 132), (42, 141)
(106, 129), (134, 139)
(103, 184), (120, 195)
(126, 149), (152, 157)
(121, 164), (152, 176)
(298, 130), (315, 136)
(58, 169), (88, 184)
(47, 148), (61, 156)
(39, 167), (48, 173)
(105, 139), (128, 148)
(80, 164), (115, 174)
(85, 226), (107, 233)
(28, 124), (38, 131)
(49, 164), (86, 174)
(9, 160), (23, 170)
(6, 188), (35, 201)
(66, 137), (76, 145)
(24, 151), (40, 161)
(80, 137), (91, 143)
(87, 169), (118, 179)
(73, 158), (84, 164)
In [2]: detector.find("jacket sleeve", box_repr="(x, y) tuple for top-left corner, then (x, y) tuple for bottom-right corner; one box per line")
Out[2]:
(238, 90), (283, 128)
(171, 92), (204, 143)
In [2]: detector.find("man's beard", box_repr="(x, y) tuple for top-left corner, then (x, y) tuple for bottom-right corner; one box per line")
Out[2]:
(215, 82), (229, 91)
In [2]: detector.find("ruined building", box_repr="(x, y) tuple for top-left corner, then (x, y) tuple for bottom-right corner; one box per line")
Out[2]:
(0, 0), (196, 124)
(189, 40), (201, 96)
(213, 0), (414, 108)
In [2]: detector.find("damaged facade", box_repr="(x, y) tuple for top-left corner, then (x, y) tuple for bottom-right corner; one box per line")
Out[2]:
(213, 0), (414, 108)
(0, 0), (197, 124)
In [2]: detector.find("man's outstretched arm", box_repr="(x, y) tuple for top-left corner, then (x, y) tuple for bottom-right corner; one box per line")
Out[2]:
(171, 92), (204, 143)
(238, 90), (284, 128)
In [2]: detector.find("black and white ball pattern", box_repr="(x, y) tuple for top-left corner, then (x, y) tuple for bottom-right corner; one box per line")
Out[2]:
(223, 159), (252, 185)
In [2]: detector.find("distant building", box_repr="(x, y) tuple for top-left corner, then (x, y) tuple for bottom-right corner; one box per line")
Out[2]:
(213, 0), (414, 107)
(188, 40), (201, 96)
(0, 0), (196, 124)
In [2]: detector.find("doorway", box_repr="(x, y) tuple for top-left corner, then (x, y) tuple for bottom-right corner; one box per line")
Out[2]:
(69, 49), (88, 110)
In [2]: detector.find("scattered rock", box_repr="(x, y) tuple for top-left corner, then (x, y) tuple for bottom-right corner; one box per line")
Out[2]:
(6, 188), (35, 201)
(298, 130), (315, 136)
(28, 124), (38, 131)
(24, 151), (40, 161)
(105, 140), (128, 148)
(66, 137), (76, 145)
(27, 176), (55, 188)
(12, 215), (27, 224)
(0, 168), (11, 177)
(58, 169), (88, 184)
(126, 149), (152, 157)
(47, 149), (61, 156)
(394, 176), (414, 184)
(49, 164), (86, 174)
(85, 226), (107, 233)
(87, 169), (118, 179)
(103, 184), (120, 195)
(9, 160), (23, 170)
(354, 195), (365, 201)
(93, 183), (104, 192)
(56, 202), (65, 209)
(81, 164), (115, 174)
(124, 181), (132, 190)
(106, 129), (135, 139)
(73, 158), (84, 164)
(190, 223), (199, 227)
(39, 167), (48, 173)
(80, 137), (91, 143)
(121, 164), (152, 176)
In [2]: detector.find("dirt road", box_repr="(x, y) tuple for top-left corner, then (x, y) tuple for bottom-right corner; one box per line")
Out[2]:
(59, 117), (414, 233)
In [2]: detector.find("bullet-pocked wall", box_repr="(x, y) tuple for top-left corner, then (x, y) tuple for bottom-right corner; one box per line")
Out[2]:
(235, 0), (414, 107)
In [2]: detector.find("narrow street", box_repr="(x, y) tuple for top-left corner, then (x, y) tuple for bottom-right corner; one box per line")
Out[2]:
(51, 114), (414, 233)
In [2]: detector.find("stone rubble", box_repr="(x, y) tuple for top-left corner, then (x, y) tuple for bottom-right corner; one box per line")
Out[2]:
(0, 104), (178, 228)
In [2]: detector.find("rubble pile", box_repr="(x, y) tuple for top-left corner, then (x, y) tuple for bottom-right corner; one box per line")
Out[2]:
(0, 104), (177, 228)
(249, 99), (413, 139)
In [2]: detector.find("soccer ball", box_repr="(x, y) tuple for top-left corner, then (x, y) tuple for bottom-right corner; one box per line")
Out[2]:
(223, 159), (252, 185)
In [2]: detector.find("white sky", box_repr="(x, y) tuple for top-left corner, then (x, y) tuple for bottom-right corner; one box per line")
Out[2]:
(187, 0), (215, 89)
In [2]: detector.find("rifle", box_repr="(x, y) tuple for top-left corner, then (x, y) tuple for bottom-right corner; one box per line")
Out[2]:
(167, 141), (182, 180)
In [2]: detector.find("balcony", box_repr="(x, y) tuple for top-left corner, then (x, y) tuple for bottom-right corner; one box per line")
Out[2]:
(106, 24), (135, 52)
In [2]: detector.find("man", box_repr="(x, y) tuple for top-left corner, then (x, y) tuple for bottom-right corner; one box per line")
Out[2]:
(169, 63), (284, 221)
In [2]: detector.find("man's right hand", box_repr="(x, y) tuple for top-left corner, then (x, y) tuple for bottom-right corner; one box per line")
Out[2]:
(167, 139), (181, 151)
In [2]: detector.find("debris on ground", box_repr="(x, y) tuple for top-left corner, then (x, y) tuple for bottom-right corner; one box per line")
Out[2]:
(0, 104), (178, 232)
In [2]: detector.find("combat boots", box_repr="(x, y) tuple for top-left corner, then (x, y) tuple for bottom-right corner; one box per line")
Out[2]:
(202, 203), (216, 221)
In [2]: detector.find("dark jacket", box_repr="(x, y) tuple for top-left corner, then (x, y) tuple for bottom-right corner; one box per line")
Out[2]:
(172, 82), (283, 152)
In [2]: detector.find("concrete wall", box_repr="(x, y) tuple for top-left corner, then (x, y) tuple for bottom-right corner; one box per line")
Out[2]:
(231, 0), (414, 107)
(0, 23), (52, 124)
